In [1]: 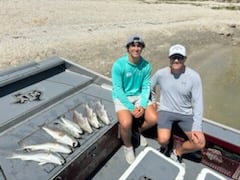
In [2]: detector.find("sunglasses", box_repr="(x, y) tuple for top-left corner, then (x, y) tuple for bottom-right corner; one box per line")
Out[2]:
(170, 54), (185, 61)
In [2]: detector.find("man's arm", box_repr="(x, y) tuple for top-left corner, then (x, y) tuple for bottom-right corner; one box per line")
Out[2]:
(140, 63), (152, 109)
(112, 62), (135, 111)
(191, 73), (204, 131)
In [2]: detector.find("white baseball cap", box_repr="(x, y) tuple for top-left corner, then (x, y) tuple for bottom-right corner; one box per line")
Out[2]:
(169, 44), (186, 57)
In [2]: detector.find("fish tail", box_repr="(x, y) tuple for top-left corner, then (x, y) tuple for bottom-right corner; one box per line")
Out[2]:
(38, 122), (48, 129)
(38, 161), (47, 166)
(6, 153), (17, 159)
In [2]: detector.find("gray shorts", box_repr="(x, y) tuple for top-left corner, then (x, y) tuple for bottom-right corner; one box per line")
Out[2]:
(113, 96), (153, 112)
(158, 110), (193, 132)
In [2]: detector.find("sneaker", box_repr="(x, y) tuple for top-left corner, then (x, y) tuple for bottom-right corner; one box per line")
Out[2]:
(123, 146), (135, 164)
(140, 134), (148, 147)
(170, 149), (185, 168)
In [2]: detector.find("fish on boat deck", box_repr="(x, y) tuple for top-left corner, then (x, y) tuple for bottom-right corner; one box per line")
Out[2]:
(7, 151), (65, 165)
(40, 125), (79, 148)
(95, 101), (110, 125)
(54, 116), (83, 138)
(84, 104), (101, 129)
(72, 110), (93, 134)
(18, 142), (73, 154)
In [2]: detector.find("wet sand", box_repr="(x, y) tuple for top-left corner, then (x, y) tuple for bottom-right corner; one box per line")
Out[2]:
(1, 0), (240, 129)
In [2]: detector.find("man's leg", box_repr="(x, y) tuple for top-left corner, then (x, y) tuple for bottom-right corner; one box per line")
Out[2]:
(117, 110), (136, 164)
(117, 110), (133, 147)
(156, 111), (175, 156)
(169, 131), (205, 167)
(136, 104), (158, 146)
(140, 104), (158, 132)
(157, 128), (171, 147)
(174, 131), (206, 156)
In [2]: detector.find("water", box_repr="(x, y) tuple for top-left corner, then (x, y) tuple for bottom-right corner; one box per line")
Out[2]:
(201, 45), (240, 130)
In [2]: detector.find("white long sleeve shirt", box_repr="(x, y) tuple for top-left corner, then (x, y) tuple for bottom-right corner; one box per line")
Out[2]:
(151, 66), (203, 131)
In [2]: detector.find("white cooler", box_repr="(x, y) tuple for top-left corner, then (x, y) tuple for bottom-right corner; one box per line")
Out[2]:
(196, 168), (227, 180)
(119, 147), (185, 180)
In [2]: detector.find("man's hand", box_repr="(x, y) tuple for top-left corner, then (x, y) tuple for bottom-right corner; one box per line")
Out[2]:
(191, 131), (205, 144)
(132, 106), (145, 118)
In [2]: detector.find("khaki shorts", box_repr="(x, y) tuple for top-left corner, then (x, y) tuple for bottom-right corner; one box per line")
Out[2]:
(113, 96), (153, 112)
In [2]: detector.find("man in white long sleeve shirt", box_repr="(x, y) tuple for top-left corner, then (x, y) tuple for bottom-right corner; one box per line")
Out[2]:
(151, 44), (206, 167)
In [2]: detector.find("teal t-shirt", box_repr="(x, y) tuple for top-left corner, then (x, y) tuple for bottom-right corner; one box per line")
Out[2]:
(111, 54), (152, 111)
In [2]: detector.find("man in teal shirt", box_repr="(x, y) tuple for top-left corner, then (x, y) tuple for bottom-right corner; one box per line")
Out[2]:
(112, 35), (157, 164)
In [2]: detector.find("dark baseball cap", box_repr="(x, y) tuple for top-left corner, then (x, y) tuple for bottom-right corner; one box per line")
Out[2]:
(126, 35), (145, 48)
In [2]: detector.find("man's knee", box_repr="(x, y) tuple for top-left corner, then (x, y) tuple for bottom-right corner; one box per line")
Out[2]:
(150, 113), (158, 124)
(158, 133), (170, 145)
(190, 135), (206, 150)
(119, 120), (132, 130)
(195, 140), (206, 150)
(145, 105), (158, 122)
(145, 112), (158, 125)
(117, 110), (133, 129)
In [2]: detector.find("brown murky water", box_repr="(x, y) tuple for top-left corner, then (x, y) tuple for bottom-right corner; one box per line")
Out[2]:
(200, 45), (240, 130)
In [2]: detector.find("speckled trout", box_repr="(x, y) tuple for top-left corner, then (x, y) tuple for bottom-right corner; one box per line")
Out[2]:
(84, 104), (101, 129)
(95, 101), (110, 125)
(18, 142), (72, 154)
(72, 110), (93, 134)
(7, 152), (65, 165)
(56, 116), (83, 138)
(41, 125), (79, 148)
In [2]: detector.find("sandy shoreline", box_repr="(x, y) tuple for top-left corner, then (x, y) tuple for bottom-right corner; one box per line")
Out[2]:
(1, 0), (240, 71)
(1, 0), (240, 129)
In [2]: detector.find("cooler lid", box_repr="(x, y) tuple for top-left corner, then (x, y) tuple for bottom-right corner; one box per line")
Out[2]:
(196, 168), (227, 180)
(119, 147), (186, 180)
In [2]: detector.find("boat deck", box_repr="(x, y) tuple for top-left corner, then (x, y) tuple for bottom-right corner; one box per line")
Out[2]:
(92, 136), (228, 180)
(0, 57), (237, 180)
